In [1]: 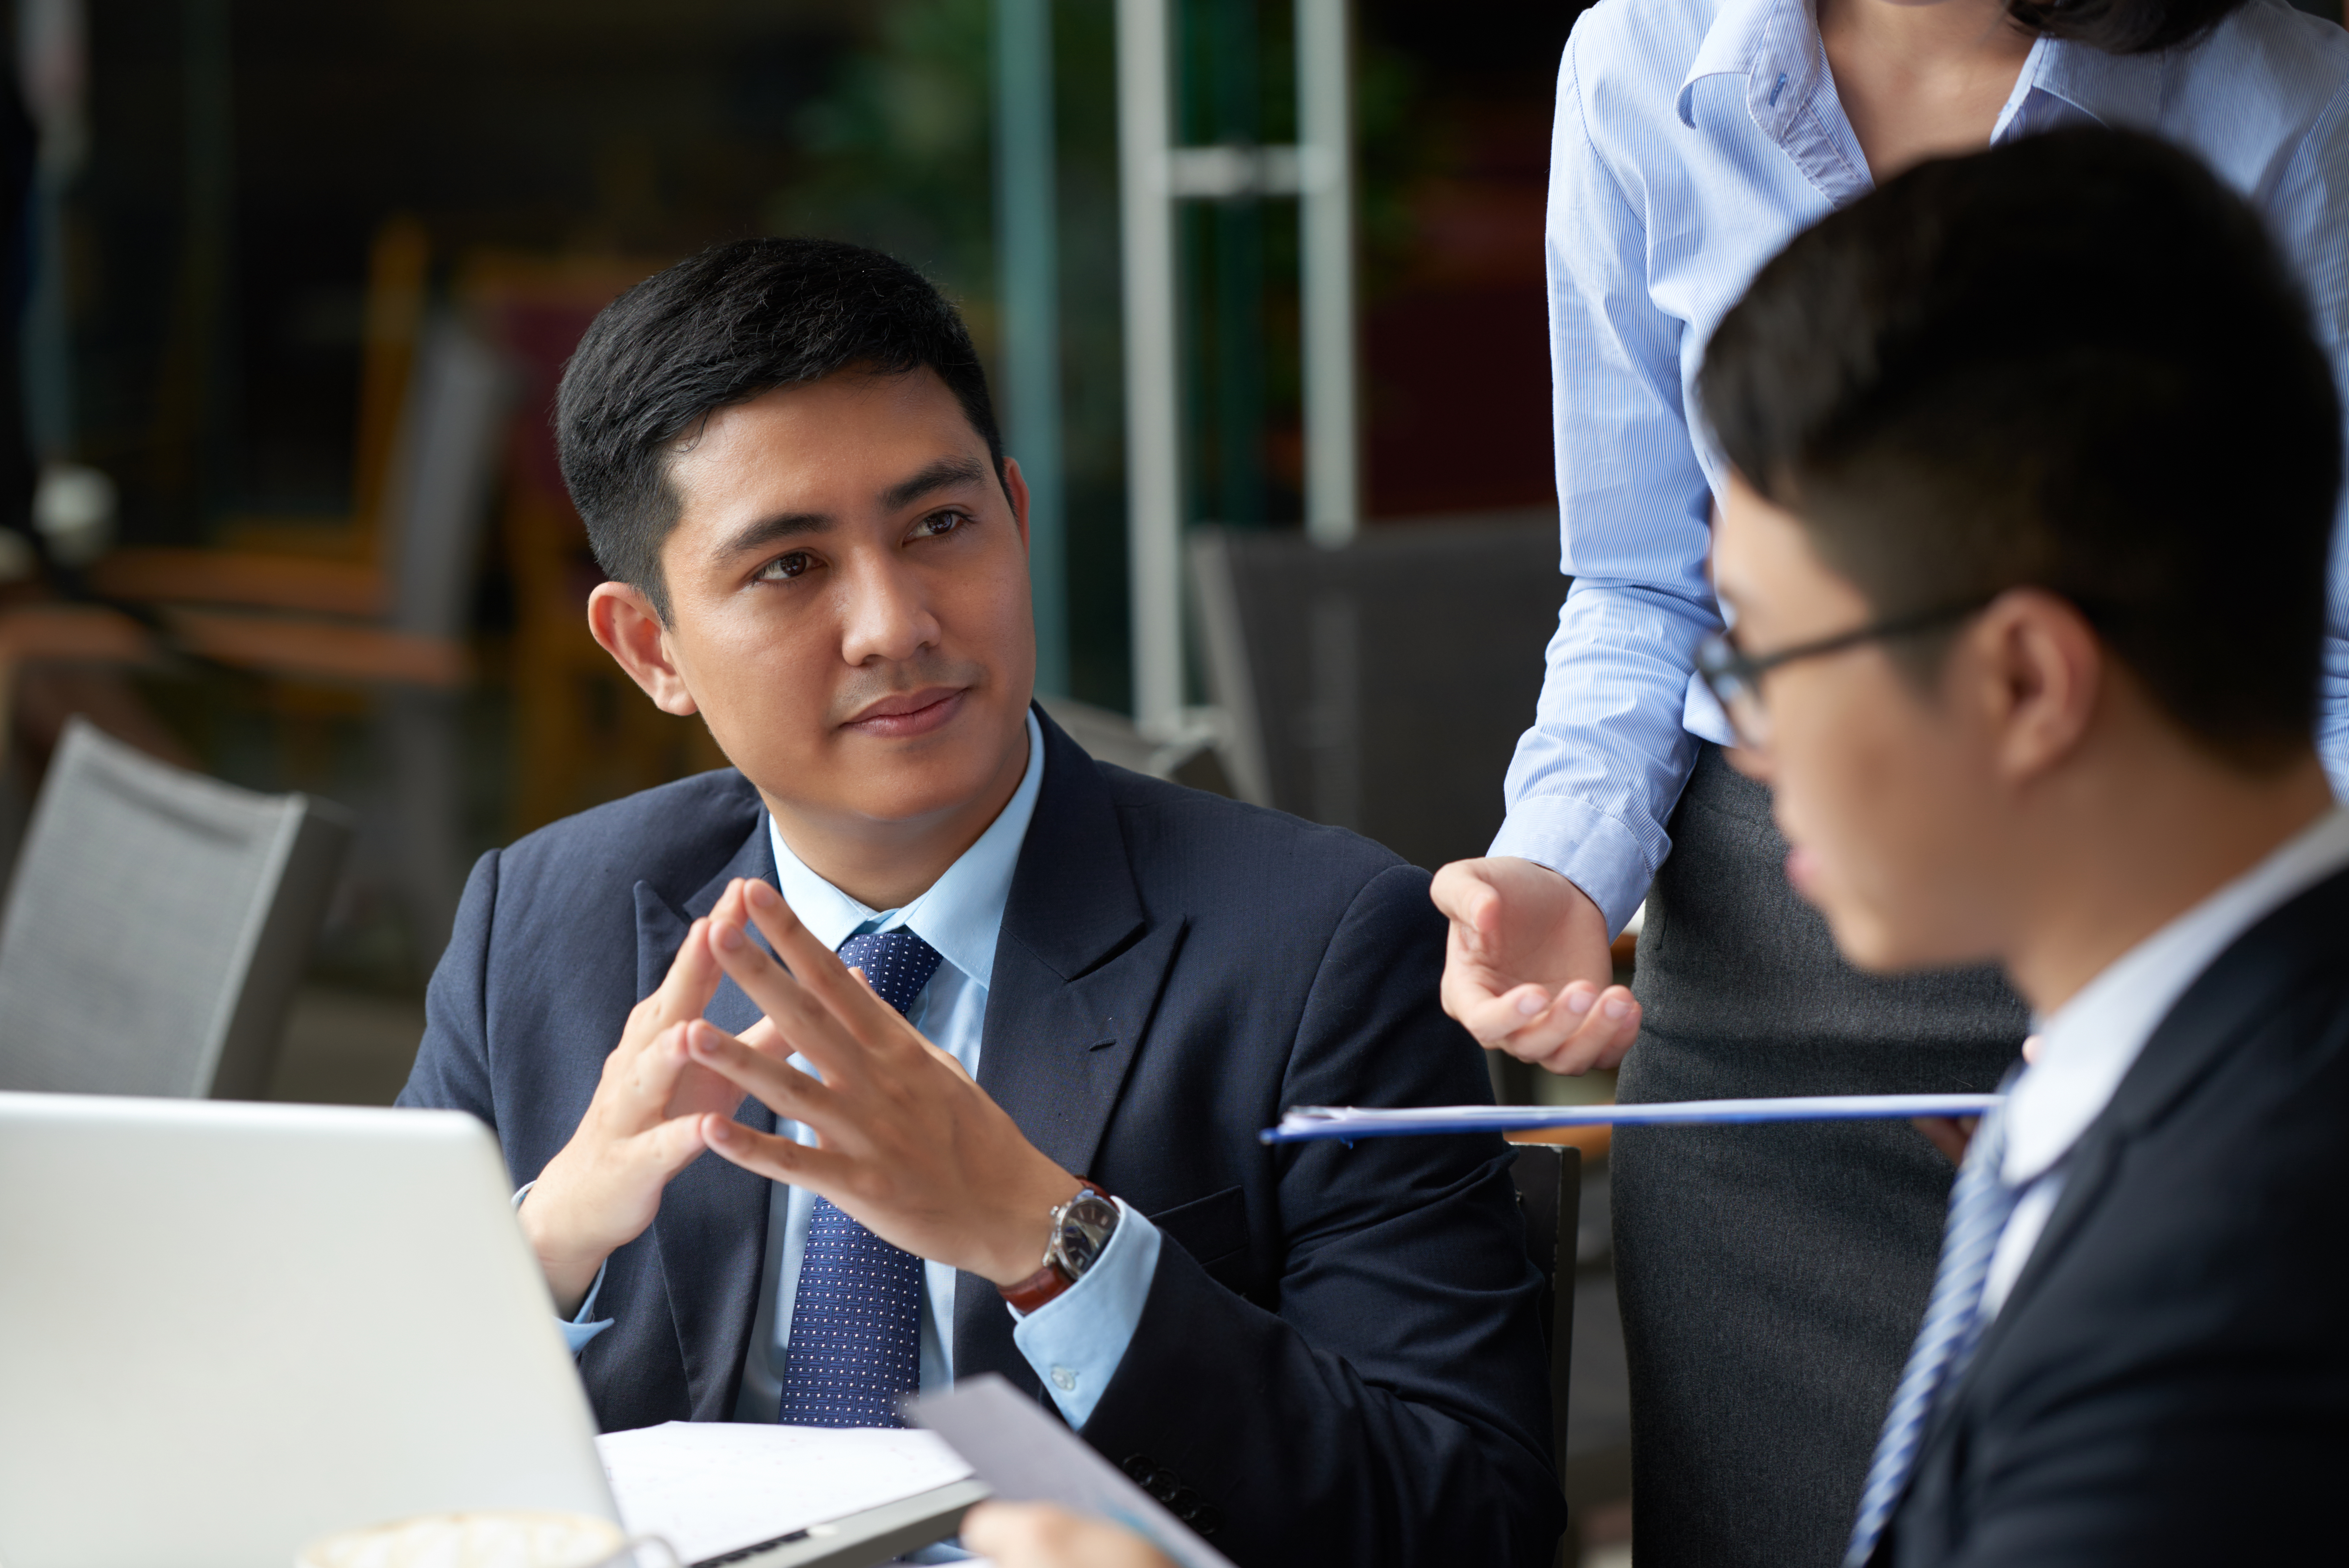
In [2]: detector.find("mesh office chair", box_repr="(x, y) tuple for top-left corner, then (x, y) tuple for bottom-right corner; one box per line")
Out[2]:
(1512, 1142), (1586, 1567)
(1189, 516), (1562, 872)
(0, 718), (353, 1098)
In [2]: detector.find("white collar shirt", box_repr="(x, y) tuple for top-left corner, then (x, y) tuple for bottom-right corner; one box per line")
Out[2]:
(1984, 807), (2349, 1316)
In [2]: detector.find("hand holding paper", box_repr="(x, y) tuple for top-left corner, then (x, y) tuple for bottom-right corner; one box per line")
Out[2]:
(962, 1503), (1180, 1568)
(913, 1375), (1236, 1568)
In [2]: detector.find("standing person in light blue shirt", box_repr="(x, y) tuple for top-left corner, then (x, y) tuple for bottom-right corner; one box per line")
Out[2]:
(1426, 0), (2349, 1563)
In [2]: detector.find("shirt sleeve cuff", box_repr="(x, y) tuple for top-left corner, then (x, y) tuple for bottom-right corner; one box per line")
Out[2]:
(559, 1261), (614, 1354)
(1007, 1199), (1161, 1430)
(2320, 639), (2349, 802)
(514, 1181), (615, 1356)
(1488, 792), (1659, 937)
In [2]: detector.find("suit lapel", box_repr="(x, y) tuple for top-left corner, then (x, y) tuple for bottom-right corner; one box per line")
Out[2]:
(640, 814), (780, 1419)
(953, 712), (1186, 1396)
(1916, 866), (2349, 1463)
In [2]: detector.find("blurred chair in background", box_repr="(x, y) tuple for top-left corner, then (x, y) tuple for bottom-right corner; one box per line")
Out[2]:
(1190, 514), (1562, 870)
(460, 250), (723, 833)
(90, 217), (434, 624)
(77, 217), (511, 957)
(0, 717), (351, 1098)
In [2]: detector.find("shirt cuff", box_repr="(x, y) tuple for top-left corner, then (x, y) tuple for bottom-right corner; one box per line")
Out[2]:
(1007, 1199), (1161, 1429)
(1487, 791), (1659, 938)
(2320, 640), (2349, 802)
(514, 1181), (615, 1356)
(559, 1261), (614, 1354)
(1680, 668), (1738, 749)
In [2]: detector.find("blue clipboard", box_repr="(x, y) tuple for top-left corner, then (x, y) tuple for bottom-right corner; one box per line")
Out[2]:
(1259, 1093), (2002, 1144)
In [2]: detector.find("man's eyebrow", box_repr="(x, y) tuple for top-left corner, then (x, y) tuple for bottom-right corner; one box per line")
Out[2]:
(881, 456), (990, 512)
(715, 510), (830, 560)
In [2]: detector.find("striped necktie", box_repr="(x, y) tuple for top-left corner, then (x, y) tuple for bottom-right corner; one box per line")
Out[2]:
(1844, 1106), (2021, 1565)
(776, 928), (944, 1428)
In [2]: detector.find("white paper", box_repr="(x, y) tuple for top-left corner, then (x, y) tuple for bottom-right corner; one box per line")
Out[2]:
(596, 1421), (972, 1564)
(912, 1376), (1236, 1568)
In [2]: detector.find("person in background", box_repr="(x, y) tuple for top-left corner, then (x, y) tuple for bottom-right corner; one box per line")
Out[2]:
(398, 238), (1564, 1568)
(1432, 0), (2349, 1561)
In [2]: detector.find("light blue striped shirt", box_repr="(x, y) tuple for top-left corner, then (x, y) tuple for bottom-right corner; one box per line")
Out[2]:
(1495, 0), (2349, 932)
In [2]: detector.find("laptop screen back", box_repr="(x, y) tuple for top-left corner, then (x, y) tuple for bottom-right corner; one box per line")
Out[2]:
(0, 1092), (618, 1568)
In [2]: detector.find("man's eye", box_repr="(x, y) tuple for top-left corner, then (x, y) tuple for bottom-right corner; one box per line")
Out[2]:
(755, 552), (813, 582)
(912, 510), (969, 539)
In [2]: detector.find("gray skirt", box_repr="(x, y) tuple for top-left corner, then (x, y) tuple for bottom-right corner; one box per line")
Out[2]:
(1615, 744), (2026, 1567)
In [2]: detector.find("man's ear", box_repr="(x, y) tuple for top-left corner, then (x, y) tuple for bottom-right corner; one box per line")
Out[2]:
(1001, 456), (1032, 554)
(587, 580), (699, 716)
(1969, 588), (2101, 786)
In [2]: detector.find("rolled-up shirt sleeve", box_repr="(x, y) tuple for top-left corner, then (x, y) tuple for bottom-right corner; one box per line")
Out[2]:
(1494, 33), (1721, 934)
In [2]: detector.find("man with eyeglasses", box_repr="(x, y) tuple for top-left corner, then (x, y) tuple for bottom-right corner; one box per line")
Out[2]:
(1690, 126), (2349, 1566)
(963, 124), (2349, 1568)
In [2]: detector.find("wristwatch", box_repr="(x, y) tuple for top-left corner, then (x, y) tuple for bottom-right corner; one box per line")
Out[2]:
(999, 1180), (1120, 1313)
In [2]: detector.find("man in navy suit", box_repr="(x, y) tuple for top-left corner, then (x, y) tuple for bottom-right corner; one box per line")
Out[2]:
(1690, 131), (2349, 1566)
(397, 237), (1564, 1567)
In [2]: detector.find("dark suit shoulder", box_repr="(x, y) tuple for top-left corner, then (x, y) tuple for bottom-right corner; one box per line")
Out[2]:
(1092, 760), (1418, 914)
(490, 767), (765, 920)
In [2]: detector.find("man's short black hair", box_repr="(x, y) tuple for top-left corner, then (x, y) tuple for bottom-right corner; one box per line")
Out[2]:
(1698, 127), (2340, 772)
(556, 237), (1004, 619)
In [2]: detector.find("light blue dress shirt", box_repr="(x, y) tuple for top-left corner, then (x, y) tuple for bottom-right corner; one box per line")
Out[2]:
(562, 710), (1161, 1430)
(1495, 0), (2349, 933)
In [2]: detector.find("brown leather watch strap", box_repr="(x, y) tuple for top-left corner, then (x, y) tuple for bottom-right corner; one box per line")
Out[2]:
(998, 1259), (1073, 1315)
(998, 1180), (1110, 1314)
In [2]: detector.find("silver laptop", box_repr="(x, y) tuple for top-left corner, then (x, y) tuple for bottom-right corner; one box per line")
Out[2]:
(0, 1092), (617, 1568)
(0, 1092), (983, 1568)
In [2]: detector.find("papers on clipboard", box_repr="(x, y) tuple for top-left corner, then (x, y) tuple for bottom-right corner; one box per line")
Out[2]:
(912, 1375), (1238, 1568)
(1259, 1093), (2002, 1144)
(595, 1421), (972, 1564)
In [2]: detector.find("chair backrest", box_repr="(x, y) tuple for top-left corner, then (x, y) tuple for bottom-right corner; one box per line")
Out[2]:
(1190, 515), (1563, 869)
(0, 719), (354, 1099)
(382, 313), (514, 640)
(1511, 1142), (1582, 1496)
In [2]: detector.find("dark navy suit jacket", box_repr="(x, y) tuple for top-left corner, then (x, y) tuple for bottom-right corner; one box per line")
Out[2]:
(1877, 866), (2349, 1566)
(401, 710), (1566, 1568)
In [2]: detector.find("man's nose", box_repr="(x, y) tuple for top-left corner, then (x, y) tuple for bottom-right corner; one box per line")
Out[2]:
(837, 552), (942, 665)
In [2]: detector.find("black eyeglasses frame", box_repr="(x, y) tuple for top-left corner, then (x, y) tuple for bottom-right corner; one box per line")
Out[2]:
(1694, 595), (2002, 746)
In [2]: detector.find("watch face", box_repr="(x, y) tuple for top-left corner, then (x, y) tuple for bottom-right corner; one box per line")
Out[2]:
(1052, 1190), (1121, 1278)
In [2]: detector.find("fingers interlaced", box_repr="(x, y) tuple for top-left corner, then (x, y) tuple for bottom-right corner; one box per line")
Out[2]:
(686, 1019), (832, 1120)
(618, 1023), (692, 1120)
(738, 881), (909, 1047)
(701, 917), (868, 1081)
(705, 1118), (849, 1192)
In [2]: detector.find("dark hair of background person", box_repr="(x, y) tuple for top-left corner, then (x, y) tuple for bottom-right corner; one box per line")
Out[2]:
(1697, 126), (2341, 773)
(556, 237), (1005, 621)
(2010, 0), (2250, 54)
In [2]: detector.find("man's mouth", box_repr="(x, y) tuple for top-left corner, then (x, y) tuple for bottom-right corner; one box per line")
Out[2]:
(842, 687), (967, 739)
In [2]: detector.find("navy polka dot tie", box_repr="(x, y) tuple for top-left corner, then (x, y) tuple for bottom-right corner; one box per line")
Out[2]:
(777, 928), (944, 1428)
